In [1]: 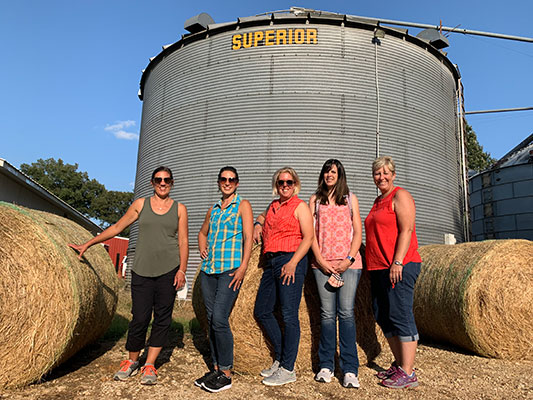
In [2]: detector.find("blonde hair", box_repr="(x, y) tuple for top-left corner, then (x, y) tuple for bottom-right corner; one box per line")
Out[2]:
(271, 167), (301, 196)
(372, 156), (396, 175)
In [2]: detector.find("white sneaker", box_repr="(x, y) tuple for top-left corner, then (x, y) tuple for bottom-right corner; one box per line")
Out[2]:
(314, 368), (333, 383)
(262, 367), (296, 386)
(260, 360), (280, 378)
(343, 372), (360, 388)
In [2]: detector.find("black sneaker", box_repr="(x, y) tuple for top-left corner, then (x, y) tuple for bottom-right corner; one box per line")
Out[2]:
(194, 370), (218, 387)
(201, 370), (232, 393)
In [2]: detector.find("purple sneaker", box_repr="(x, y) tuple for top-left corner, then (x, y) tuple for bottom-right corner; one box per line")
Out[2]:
(376, 362), (398, 380)
(381, 367), (418, 389)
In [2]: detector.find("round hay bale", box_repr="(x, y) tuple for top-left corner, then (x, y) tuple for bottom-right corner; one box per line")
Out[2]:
(415, 240), (533, 360)
(192, 245), (386, 374)
(0, 203), (119, 388)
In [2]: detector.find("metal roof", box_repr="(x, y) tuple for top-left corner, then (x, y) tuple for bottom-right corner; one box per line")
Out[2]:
(138, 8), (459, 100)
(0, 158), (102, 235)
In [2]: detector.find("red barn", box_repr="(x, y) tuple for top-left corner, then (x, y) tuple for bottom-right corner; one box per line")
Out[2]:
(103, 236), (129, 276)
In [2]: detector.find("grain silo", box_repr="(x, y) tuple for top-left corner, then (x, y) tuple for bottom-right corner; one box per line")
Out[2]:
(469, 133), (533, 241)
(129, 8), (466, 281)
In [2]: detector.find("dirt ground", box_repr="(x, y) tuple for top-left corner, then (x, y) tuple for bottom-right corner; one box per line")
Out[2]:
(2, 287), (532, 400)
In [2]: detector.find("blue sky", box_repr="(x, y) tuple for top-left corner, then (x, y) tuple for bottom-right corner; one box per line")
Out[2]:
(1, 0), (531, 192)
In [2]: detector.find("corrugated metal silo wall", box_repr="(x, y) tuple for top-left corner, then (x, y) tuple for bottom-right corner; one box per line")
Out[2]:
(128, 18), (463, 284)
(469, 163), (533, 240)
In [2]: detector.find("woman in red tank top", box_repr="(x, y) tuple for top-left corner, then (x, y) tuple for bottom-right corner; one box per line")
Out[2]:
(364, 156), (422, 389)
(252, 167), (314, 387)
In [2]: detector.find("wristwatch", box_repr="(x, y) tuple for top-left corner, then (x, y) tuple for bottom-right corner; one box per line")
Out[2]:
(393, 260), (403, 267)
(346, 255), (355, 264)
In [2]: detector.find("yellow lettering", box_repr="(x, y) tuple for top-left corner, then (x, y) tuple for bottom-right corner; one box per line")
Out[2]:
(265, 30), (275, 46)
(254, 31), (264, 47)
(294, 28), (305, 44)
(242, 32), (252, 48)
(232, 34), (242, 50)
(307, 28), (317, 44)
(276, 29), (287, 45)
(288, 29), (293, 44)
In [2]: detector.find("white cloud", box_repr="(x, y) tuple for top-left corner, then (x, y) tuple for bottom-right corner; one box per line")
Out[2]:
(105, 120), (139, 140)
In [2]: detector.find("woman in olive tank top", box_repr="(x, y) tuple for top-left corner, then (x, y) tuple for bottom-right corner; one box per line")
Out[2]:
(69, 166), (189, 385)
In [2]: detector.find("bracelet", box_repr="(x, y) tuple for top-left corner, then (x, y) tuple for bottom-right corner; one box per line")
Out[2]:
(346, 255), (355, 264)
(177, 269), (186, 276)
(393, 261), (403, 267)
(254, 221), (263, 227)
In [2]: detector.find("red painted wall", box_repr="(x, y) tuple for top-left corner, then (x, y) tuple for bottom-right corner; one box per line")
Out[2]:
(103, 236), (129, 274)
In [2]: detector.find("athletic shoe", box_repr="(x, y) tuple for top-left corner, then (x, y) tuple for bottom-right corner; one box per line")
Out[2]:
(201, 370), (232, 393)
(260, 360), (280, 378)
(194, 370), (218, 387)
(314, 368), (333, 383)
(113, 359), (139, 381)
(381, 367), (418, 389)
(140, 364), (158, 385)
(376, 361), (398, 380)
(343, 372), (360, 388)
(262, 367), (296, 386)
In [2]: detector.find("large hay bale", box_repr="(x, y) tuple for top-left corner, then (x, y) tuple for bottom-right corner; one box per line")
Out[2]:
(415, 240), (533, 360)
(0, 203), (119, 388)
(192, 245), (386, 374)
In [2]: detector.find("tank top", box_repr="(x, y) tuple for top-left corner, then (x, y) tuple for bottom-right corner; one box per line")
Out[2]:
(262, 195), (304, 253)
(201, 194), (243, 274)
(132, 197), (180, 277)
(364, 187), (421, 270)
(314, 196), (362, 269)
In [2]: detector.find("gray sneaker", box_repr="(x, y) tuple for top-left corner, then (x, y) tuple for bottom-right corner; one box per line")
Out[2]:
(113, 360), (139, 381)
(260, 360), (280, 378)
(140, 364), (158, 385)
(262, 367), (296, 386)
(343, 372), (360, 389)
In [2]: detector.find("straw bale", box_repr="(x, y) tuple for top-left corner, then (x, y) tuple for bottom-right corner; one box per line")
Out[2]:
(192, 245), (386, 374)
(415, 240), (533, 360)
(0, 203), (119, 388)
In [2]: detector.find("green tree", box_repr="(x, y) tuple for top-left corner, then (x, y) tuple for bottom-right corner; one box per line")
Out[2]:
(465, 123), (496, 172)
(20, 158), (133, 234)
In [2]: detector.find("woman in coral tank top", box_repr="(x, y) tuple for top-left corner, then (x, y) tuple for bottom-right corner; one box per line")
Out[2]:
(364, 156), (422, 389)
(309, 159), (363, 389)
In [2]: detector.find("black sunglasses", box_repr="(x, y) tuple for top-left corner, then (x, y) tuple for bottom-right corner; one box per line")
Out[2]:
(219, 177), (238, 184)
(153, 177), (173, 184)
(277, 179), (295, 187)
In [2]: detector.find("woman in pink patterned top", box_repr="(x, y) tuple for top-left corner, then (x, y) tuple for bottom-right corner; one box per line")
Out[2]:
(309, 159), (363, 389)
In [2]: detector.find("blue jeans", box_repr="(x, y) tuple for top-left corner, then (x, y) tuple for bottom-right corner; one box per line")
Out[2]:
(253, 252), (308, 371)
(370, 262), (421, 342)
(200, 269), (240, 370)
(313, 268), (362, 375)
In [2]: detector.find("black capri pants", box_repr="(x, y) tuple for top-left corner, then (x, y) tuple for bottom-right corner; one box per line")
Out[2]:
(126, 267), (178, 351)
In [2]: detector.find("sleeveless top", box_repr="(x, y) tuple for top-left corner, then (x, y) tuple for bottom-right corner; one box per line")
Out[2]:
(201, 194), (243, 274)
(364, 186), (421, 271)
(314, 195), (362, 269)
(132, 198), (180, 277)
(262, 195), (304, 253)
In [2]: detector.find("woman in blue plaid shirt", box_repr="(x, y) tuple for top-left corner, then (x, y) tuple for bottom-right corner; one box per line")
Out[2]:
(195, 166), (253, 393)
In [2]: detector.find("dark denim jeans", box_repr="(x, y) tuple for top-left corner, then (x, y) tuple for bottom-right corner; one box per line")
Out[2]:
(370, 262), (421, 342)
(253, 252), (307, 372)
(313, 268), (362, 375)
(200, 269), (240, 370)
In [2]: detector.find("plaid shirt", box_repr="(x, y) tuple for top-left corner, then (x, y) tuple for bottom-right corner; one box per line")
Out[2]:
(201, 194), (243, 274)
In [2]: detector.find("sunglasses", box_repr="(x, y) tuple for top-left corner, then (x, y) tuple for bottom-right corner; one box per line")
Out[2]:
(219, 177), (238, 184)
(153, 177), (173, 184)
(277, 179), (295, 187)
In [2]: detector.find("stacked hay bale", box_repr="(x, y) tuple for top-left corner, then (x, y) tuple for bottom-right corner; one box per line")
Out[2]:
(0, 203), (119, 388)
(415, 240), (533, 360)
(193, 245), (386, 374)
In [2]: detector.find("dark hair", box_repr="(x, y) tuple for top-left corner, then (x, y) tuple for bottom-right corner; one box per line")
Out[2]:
(217, 166), (239, 183)
(314, 159), (350, 205)
(151, 166), (173, 181)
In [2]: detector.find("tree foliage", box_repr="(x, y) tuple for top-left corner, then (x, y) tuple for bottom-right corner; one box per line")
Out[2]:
(20, 158), (133, 234)
(465, 123), (496, 172)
